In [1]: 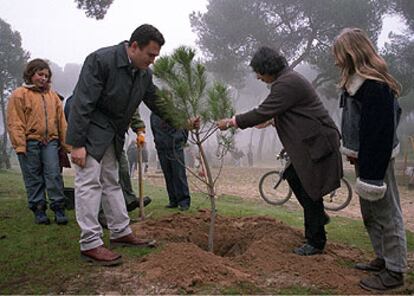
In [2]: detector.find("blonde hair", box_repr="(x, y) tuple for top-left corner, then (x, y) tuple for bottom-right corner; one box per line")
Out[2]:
(333, 27), (401, 97)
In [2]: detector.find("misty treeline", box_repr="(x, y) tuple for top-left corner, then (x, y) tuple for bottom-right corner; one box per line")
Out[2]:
(1, 0), (414, 168)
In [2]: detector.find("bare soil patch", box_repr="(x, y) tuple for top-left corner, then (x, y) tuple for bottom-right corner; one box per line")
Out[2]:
(65, 211), (405, 295)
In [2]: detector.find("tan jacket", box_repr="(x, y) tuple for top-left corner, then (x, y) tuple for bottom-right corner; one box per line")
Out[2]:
(7, 86), (70, 154)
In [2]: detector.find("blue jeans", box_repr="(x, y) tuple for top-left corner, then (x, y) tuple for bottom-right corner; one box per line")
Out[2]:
(18, 140), (65, 210)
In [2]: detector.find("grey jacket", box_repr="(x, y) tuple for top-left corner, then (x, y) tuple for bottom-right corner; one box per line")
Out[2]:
(236, 69), (343, 201)
(66, 42), (170, 161)
(340, 76), (401, 161)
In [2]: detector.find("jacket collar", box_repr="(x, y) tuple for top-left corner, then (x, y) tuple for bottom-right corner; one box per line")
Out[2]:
(22, 83), (50, 93)
(116, 41), (147, 78)
(345, 74), (365, 96)
(116, 41), (130, 68)
(270, 67), (290, 86)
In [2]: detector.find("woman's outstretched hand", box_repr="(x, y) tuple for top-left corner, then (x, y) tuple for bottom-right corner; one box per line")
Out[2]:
(217, 118), (233, 130)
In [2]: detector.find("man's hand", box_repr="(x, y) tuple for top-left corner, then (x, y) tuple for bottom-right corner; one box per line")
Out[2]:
(71, 147), (87, 168)
(347, 156), (357, 165)
(136, 131), (145, 147)
(187, 116), (201, 130)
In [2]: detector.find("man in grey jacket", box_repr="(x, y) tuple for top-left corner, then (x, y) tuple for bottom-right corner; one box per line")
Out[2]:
(218, 47), (343, 256)
(66, 24), (171, 266)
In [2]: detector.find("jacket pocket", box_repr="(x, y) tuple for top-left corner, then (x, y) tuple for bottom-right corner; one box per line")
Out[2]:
(302, 131), (333, 162)
(90, 119), (109, 129)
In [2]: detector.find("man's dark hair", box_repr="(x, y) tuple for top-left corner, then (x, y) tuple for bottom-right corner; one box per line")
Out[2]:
(23, 59), (52, 84)
(129, 24), (165, 48)
(250, 46), (288, 76)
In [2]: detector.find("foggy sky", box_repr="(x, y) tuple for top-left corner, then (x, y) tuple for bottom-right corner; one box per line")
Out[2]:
(0, 0), (404, 68)
(0, 0), (207, 66)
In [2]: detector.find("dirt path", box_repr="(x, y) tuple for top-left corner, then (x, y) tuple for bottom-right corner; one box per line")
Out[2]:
(145, 165), (414, 232)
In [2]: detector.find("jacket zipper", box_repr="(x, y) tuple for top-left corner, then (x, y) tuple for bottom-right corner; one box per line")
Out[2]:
(41, 94), (49, 141)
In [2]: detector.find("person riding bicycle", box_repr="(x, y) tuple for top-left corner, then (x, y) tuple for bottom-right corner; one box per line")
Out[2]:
(217, 46), (343, 256)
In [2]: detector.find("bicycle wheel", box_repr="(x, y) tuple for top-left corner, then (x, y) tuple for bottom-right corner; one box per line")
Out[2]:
(323, 177), (352, 211)
(259, 170), (292, 205)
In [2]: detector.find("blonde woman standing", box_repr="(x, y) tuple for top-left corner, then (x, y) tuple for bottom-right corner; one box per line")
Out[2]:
(333, 28), (407, 292)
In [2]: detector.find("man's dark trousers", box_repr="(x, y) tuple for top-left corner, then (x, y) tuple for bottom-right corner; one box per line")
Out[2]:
(118, 151), (138, 208)
(157, 148), (190, 207)
(284, 164), (326, 250)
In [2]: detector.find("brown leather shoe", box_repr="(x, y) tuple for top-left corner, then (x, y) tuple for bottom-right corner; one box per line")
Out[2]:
(110, 233), (157, 249)
(80, 245), (122, 266)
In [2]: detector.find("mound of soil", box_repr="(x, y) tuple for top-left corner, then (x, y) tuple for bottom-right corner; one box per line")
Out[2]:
(80, 210), (378, 295)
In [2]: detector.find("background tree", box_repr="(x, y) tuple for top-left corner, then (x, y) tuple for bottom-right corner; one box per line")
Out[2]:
(0, 18), (29, 169)
(153, 46), (235, 252)
(391, 0), (414, 29)
(73, 0), (114, 20)
(190, 0), (387, 91)
(384, 0), (414, 143)
(190, 0), (397, 162)
(382, 34), (414, 97)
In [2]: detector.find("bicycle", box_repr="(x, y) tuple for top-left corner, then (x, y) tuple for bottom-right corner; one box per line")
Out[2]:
(258, 149), (352, 211)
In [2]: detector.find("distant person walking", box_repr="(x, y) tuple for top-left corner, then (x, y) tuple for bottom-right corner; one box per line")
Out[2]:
(217, 47), (342, 256)
(333, 27), (407, 292)
(7, 59), (70, 225)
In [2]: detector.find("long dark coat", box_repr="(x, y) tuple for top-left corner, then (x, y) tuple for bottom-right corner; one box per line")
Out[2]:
(236, 69), (343, 201)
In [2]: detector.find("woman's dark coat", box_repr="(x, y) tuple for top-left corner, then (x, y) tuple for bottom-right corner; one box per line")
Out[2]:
(236, 69), (343, 200)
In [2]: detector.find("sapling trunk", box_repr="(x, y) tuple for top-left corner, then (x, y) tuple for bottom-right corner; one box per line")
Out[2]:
(196, 137), (216, 252)
(152, 46), (234, 254)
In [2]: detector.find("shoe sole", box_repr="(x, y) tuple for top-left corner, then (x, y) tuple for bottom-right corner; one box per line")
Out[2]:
(80, 254), (123, 266)
(359, 280), (403, 292)
(293, 248), (323, 256)
(293, 251), (323, 256)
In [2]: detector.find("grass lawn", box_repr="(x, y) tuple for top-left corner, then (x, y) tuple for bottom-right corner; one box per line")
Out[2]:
(0, 169), (413, 294)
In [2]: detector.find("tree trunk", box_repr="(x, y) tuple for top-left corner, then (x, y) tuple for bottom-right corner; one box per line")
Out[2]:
(197, 139), (216, 252)
(0, 85), (11, 169)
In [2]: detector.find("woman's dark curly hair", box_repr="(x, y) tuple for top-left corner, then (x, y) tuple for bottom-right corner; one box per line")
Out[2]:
(250, 46), (288, 76)
(23, 59), (52, 84)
